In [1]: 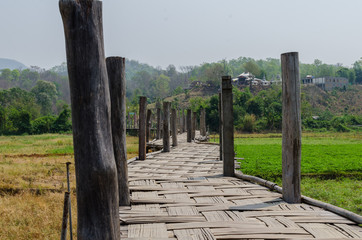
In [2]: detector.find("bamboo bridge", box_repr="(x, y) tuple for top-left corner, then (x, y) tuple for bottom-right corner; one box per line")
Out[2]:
(119, 132), (362, 239)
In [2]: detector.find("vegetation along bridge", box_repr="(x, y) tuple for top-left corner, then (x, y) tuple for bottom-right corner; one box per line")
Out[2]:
(58, 0), (362, 239)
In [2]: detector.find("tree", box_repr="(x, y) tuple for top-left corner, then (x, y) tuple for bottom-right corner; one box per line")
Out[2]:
(244, 61), (261, 77)
(31, 80), (57, 115)
(1, 69), (12, 81)
(353, 59), (362, 84)
(151, 74), (170, 99)
(52, 105), (72, 133)
(11, 69), (20, 82)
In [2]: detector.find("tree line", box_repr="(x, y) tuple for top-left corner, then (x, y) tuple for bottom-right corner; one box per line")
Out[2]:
(0, 66), (72, 135)
(188, 86), (362, 133)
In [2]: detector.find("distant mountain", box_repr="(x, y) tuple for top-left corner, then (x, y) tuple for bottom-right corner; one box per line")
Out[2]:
(0, 58), (27, 70)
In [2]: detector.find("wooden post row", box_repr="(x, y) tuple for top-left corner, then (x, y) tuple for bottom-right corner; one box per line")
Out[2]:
(281, 52), (302, 203)
(106, 57), (130, 206)
(221, 76), (234, 177)
(163, 102), (171, 152)
(139, 96), (147, 160)
(59, 0), (120, 238)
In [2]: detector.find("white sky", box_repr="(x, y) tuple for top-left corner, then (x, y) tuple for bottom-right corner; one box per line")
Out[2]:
(1, 0), (361, 69)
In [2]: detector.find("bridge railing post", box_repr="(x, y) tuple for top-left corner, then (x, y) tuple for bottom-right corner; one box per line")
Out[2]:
(221, 76), (234, 177)
(192, 111), (196, 140)
(156, 107), (161, 139)
(281, 52), (302, 203)
(146, 109), (152, 143)
(163, 102), (171, 152)
(200, 108), (206, 136)
(59, 0), (120, 238)
(139, 96), (147, 160)
(106, 57), (130, 206)
(187, 109), (192, 142)
(171, 108), (178, 146)
(218, 92), (223, 161)
(182, 109), (186, 133)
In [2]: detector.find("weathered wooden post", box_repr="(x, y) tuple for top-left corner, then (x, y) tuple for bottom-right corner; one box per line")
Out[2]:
(139, 96), (147, 160)
(182, 109), (186, 133)
(106, 57), (130, 206)
(60, 192), (70, 240)
(187, 109), (192, 142)
(127, 112), (131, 128)
(192, 111), (196, 140)
(59, 0), (120, 238)
(146, 109), (152, 143)
(163, 102), (171, 152)
(156, 107), (161, 139)
(281, 52), (302, 203)
(200, 108), (206, 136)
(171, 108), (178, 146)
(219, 92), (223, 161)
(222, 76), (234, 177)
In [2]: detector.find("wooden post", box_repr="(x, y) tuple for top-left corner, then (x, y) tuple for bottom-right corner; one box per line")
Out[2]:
(127, 112), (131, 128)
(171, 108), (178, 146)
(156, 107), (161, 139)
(187, 109), (192, 142)
(60, 192), (70, 240)
(182, 109), (186, 133)
(139, 96), (147, 160)
(200, 108), (206, 136)
(192, 111), (196, 140)
(218, 93), (222, 161)
(222, 76), (234, 177)
(133, 113), (137, 129)
(106, 57), (130, 206)
(163, 102), (171, 152)
(146, 109), (152, 143)
(59, 1), (120, 238)
(281, 52), (302, 203)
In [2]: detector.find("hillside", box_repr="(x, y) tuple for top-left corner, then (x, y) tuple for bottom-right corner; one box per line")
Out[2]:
(0, 58), (27, 70)
(303, 85), (362, 115)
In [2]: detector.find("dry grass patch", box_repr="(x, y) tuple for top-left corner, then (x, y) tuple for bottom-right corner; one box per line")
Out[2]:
(0, 133), (139, 239)
(0, 191), (77, 240)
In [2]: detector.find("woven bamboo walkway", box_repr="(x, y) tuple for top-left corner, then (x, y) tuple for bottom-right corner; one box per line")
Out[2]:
(121, 132), (362, 239)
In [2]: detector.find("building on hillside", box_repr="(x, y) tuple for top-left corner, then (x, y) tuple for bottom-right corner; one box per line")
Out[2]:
(232, 72), (254, 85)
(314, 77), (348, 91)
(301, 75), (348, 91)
(302, 75), (314, 84)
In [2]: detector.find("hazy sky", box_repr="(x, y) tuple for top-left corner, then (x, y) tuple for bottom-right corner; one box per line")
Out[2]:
(1, 0), (362, 70)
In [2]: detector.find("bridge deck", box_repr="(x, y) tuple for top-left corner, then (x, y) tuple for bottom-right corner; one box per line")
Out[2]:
(121, 133), (362, 239)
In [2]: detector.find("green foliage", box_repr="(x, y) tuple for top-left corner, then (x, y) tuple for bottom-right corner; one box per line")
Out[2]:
(31, 80), (57, 115)
(172, 86), (183, 96)
(189, 96), (208, 112)
(51, 105), (72, 133)
(205, 95), (219, 132)
(241, 114), (256, 133)
(31, 115), (57, 135)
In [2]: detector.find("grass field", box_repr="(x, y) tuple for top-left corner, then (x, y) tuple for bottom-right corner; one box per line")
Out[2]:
(0, 134), (138, 240)
(232, 132), (362, 214)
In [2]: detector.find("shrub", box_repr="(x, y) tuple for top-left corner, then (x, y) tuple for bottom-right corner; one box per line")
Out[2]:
(242, 114), (256, 133)
(32, 115), (57, 134)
